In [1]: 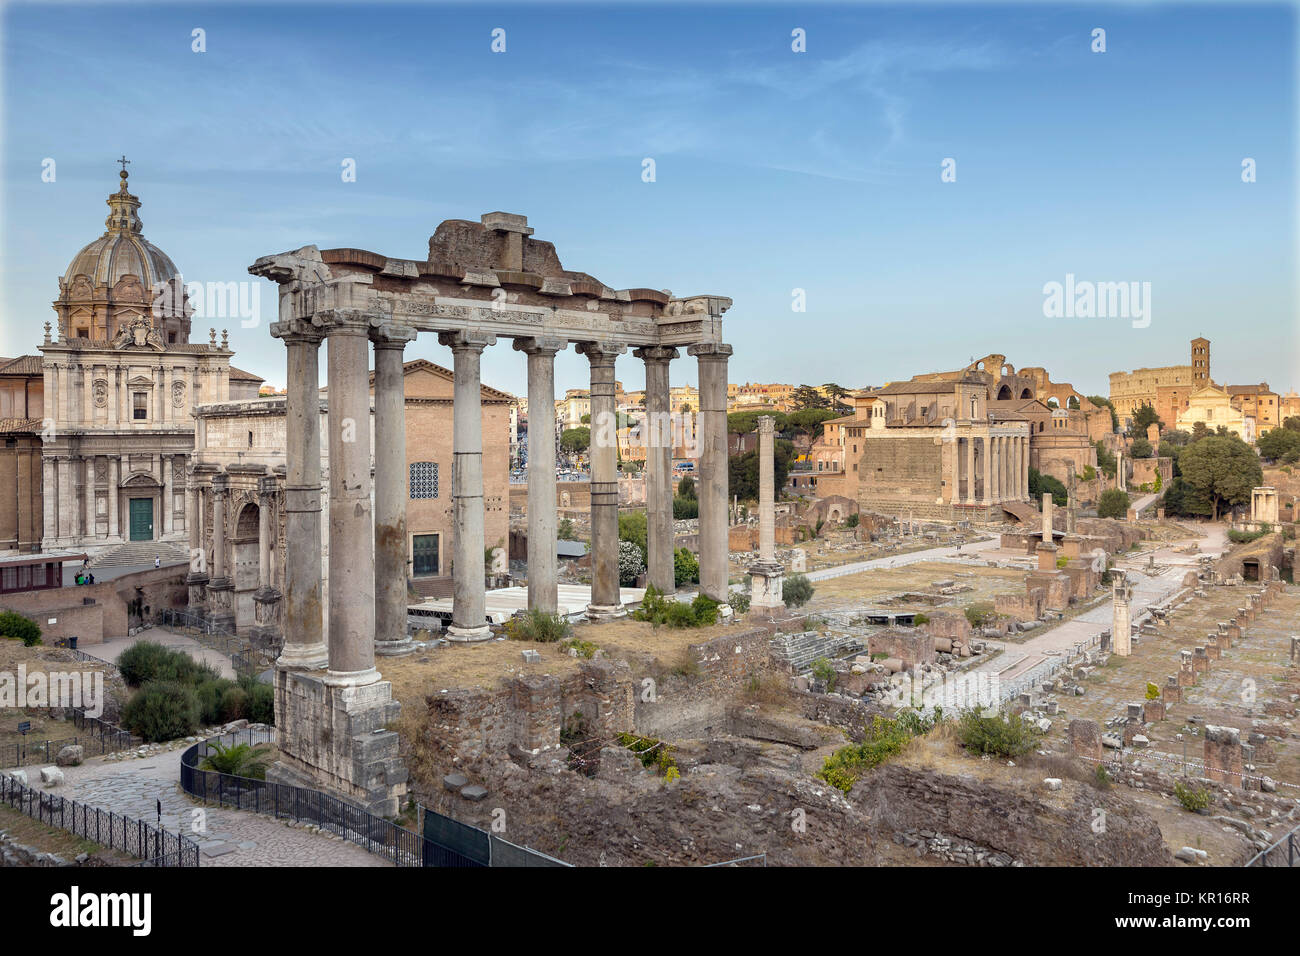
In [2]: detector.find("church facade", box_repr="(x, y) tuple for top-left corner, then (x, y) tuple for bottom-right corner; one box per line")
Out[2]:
(38, 164), (261, 555)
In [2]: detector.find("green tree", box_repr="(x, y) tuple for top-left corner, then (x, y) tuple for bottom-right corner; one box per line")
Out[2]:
(786, 407), (839, 438)
(1097, 488), (1131, 519)
(727, 410), (788, 435)
(1094, 440), (1117, 479)
(1178, 435), (1264, 520)
(618, 510), (648, 557)
(1130, 437), (1153, 459)
(783, 572), (814, 608)
(677, 475), (696, 499)
(560, 427), (590, 455)
(558, 518), (576, 540)
(1257, 427), (1300, 464)
(729, 439), (794, 500)
(1028, 468), (1067, 507)
(1132, 402), (1162, 434)
(790, 385), (830, 410)
(1162, 476), (1212, 518)
(673, 547), (699, 586)
(1284, 416), (1300, 432)
(1191, 421), (1209, 441)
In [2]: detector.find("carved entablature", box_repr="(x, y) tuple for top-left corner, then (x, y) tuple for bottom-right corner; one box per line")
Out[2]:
(250, 213), (731, 352)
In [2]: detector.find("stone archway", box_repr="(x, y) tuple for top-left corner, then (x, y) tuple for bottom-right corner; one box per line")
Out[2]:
(233, 502), (260, 632)
(996, 384), (1012, 400)
(1020, 387), (1034, 399)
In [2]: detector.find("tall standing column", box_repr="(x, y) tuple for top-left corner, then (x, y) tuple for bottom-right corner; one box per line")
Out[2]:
(42, 458), (55, 547)
(635, 345), (678, 594)
(324, 314), (380, 681)
(748, 415), (786, 615)
(252, 473), (282, 652)
(1018, 437), (1028, 499)
(162, 456), (174, 535)
(515, 336), (567, 613)
(372, 323), (417, 655)
(440, 330), (497, 641)
(208, 472), (235, 630)
(270, 319), (327, 669)
(964, 436), (975, 505)
(689, 342), (732, 606)
(980, 434), (991, 507)
(579, 341), (627, 619)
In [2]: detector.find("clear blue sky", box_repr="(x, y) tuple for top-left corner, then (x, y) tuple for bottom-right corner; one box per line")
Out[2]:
(3, 2), (1296, 399)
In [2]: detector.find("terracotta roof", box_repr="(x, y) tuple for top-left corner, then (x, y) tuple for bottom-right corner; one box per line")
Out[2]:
(0, 418), (43, 433)
(228, 365), (265, 383)
(364, 358), (514, 402)
(1224, 384), (1274, 395)
(0, 355), (43, 375)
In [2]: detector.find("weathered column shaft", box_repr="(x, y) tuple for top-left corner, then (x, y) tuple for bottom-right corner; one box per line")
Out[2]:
(272, 322), (327, 668)
(964, 436), (975, 504)
(83, 456), (95, 540)
(211, 474), (228, 580)
(758, 415), (776, 562)
(258, 482), (272, 589)
(441, 330), (496, 640)
(636, 346), (678, 594)
(325, 317), (377, 678)
(582, 341), (625, 616)
(980, 434), (991, 506)
(517, 337), (567, 613)
(690, 343), (732, 604)
(372, 325), (417, 653)
(1042, 492), (1053, 544)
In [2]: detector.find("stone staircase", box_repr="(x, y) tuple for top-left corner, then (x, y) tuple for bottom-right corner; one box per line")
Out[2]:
(410, 575), (453, 600)
(770, 630), (865, 674)
(1000, 501), (1038, 525)
(89, 541), (190, 570)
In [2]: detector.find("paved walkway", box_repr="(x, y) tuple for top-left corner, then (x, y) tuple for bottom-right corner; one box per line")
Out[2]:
(10, 746), (390, 867)
(971, 522), (1227, 691)
(804, 536), (1000, 582)
(92, 626), (237, 679)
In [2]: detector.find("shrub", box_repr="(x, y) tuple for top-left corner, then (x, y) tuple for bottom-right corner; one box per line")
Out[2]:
(1227, 527), (1269, 544)
(911, 612), (930, 626)
(200, 740), (273, 780)
(1097, 488), (1131, 519)
(557, 518), (576, 541)
(246, 681), (275, 725)
(617, 732), (677, 777)
(0, 610), (41, 646)
(673, 547), (699, 587)
(810, 657), (836, 691)
(783, 572), (814, 608)
(219, 685), (250, 723)
(618, 539), (645, 586)
(955, 710), (1040, 757)
(1094, 764), (1112, 790)
(672, 496), (698, 519)
(117, 641), (219, 688)
(559, 637), (598, 659)
(195, 678), (238, 725)
(1174, 781), (1211, 812)
(964, 602), (995, 628)
(633, 585), (719, 628)
(1145, 682), (1160, 701)
(844, 513), (859, 528)
(122, 680), (200, 742)
(729, 589), (751, 615)
(505, 609), (572, 643)
(817, 714), (919, 792)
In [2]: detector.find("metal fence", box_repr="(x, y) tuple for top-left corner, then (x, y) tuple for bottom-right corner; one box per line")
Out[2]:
(1245, 823), (1300, 867)
(157, 609), (264, 676)
(180, 728), (425, 867)
(5, 708), (141, 769)
(0, 773), (198, 866)
(419, 804), (569, 867)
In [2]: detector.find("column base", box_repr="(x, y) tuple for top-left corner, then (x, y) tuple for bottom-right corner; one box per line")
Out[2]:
(375, 637), (418, 656)
(585, 603), (627, 622)
(321, 666), (383, 687)
(749, 564), (786, 612)
(276, 641), (328, 670)
(446, 624), (493, 643)
(272, 667), (407, 817)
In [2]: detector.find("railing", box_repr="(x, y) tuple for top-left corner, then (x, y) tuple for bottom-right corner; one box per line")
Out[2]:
(157, 609), (264, 676)
(180, 728), (425, 867)
(0, 773), (198, 866)
(4, 708), (141, 769)
(1245, 823), (1300, 867)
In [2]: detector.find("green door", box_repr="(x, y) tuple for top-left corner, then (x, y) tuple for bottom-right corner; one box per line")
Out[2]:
(128, 498), (154, 541)
(412, 534), (439, 576)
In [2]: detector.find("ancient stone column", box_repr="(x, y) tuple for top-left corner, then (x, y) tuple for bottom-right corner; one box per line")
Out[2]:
(106, 457), (118, 539)
(323, 313), (380, 681)
(1112, 576), (1132, 656)
(440, 330), (497, 641)
(1041, 492), (1053, 544)
(749, 415), (785, 616)
(251, 474), (282, 652)
(964, 436), (976, 505)
(372, 322), (417, 656)
(42, 458), (55, 547)
(981, 434), (991, 507)
(207, 472), (235, 630)
(689, 342), (732, 606)
(270, 318), (328, 669)
(515, 336), (568, 613)
(635, 345), (678, 594)
(579, 340), (627, 619)
(162, 456), (174, 535)
(184, 467), (208, 613)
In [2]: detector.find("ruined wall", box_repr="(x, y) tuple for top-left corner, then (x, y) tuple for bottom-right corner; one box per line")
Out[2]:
(857, 764), (1172, 866)
(0, 565), (186, 644)
(856, 436), (947, 519)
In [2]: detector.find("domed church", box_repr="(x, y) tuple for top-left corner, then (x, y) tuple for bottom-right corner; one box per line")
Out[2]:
(38, 161), (263, 556)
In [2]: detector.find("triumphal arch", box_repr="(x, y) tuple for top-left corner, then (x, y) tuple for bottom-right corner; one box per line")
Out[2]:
(250, 212), (732, 813)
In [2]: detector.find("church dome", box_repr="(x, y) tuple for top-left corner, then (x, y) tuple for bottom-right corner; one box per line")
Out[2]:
(61, 165), (181, 293)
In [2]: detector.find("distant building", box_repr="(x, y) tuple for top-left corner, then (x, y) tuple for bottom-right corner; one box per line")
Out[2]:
(1109, 337), (1209, 427)
(1176, 385), (1256, 442)
(1224, 384), (1279, 432)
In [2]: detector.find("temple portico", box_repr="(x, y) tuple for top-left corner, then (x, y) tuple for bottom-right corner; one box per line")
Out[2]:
(248, 211), (733, 812)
